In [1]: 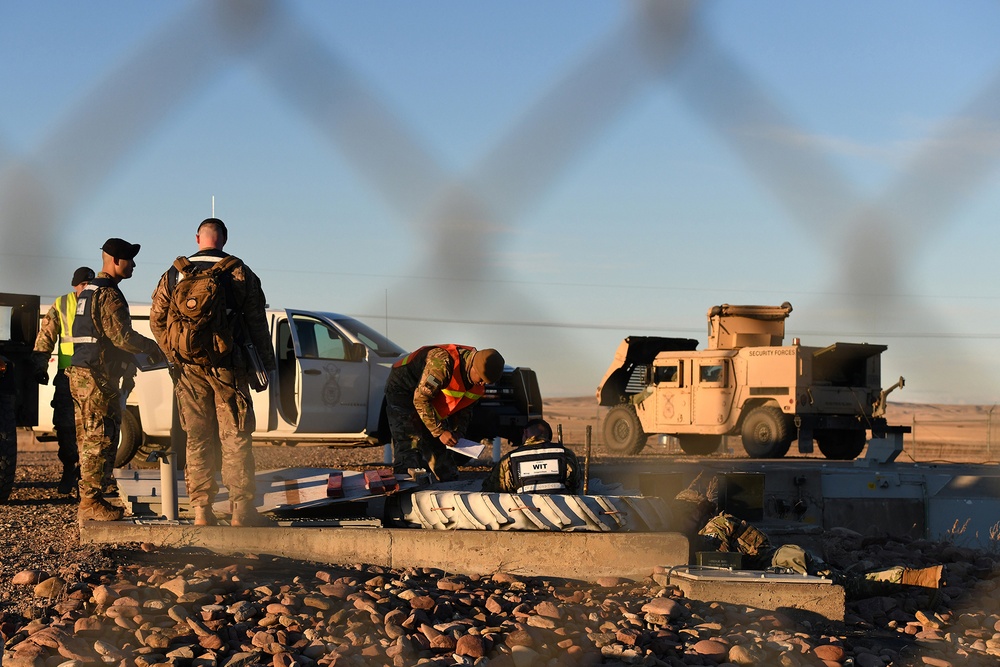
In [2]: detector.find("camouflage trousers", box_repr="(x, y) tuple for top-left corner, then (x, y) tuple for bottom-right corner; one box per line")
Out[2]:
(385, 393), (457, 481)
(67, 366), (120, 502)
(51, 370), (80, 469)
(174, 364), (257, 508)
(770, 543), (932, 599)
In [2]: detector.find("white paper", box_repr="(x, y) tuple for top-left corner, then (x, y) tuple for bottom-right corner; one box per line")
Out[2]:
(447, 438), (486, 460)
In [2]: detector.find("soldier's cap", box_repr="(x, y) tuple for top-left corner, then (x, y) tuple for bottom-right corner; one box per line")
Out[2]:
(101, 238), (141, 261)
(71, 266), (95, 286)
(471, 348), (505, 384)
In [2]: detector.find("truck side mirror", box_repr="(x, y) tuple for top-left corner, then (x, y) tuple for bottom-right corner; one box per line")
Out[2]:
(348, 341), (367, 362)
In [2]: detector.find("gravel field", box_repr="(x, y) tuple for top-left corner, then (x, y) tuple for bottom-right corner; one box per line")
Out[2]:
(4, 440), (1000, 666)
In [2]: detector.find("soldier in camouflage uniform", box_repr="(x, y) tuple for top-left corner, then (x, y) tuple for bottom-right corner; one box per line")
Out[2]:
(482, 418), (581, 494)
(693, 506), (945, 598)
(31, 266), (95, 495)
(69, 239), (164, 522)
(149, 218), (277, 527)
(385, 345), (504, 481)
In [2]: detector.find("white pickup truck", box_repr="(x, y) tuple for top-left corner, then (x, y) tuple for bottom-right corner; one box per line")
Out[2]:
(28, 303), (543, 466)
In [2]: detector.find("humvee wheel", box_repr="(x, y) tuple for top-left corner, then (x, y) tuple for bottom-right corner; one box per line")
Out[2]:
(602, 405), (648, 455)
(677, 435), (721, 456)
(816, 429), (866, 460)
(114, 410), (143, 468)
(740, 406), (793, 458)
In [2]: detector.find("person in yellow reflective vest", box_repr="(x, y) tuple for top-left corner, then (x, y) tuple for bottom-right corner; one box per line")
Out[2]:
(32, 266), (95, 495)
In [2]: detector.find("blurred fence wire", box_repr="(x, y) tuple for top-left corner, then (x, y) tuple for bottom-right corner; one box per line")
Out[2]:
(2, 1), (1000, 400)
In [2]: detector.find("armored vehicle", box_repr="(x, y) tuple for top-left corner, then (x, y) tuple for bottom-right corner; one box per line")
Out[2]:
(596, 302), (906, 459)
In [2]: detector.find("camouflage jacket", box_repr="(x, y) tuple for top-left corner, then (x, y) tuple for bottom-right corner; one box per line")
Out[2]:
(698, 512), (770, 557)
(33, 300), (63, 357)
(32, 293), (74, 371)
(482, 435), (582, 494)
(75, 272), (161, 377)
(149, 250), (276, 372)
(384, 346), (478, 438)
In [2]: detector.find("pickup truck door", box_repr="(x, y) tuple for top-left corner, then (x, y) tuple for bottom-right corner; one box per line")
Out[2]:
(280, 310), (369, 433)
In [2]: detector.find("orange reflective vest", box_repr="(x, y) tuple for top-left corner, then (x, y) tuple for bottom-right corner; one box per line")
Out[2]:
(393, 344), (485, 418)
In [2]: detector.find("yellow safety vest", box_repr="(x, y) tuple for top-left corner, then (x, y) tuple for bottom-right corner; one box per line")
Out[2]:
(55, 292), (78, 369)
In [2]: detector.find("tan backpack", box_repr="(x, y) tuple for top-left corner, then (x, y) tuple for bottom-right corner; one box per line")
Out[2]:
(163, 255), (242, 366)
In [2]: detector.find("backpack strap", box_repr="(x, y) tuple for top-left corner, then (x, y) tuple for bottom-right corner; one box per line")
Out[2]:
(172, 256), (197, 274)
(211, 255), (243, 276)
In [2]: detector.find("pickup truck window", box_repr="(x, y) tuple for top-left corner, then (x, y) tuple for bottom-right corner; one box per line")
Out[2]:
(332, 316), (405, 358)
(1, 306), (12, 340)
(290, 315), (350, 361)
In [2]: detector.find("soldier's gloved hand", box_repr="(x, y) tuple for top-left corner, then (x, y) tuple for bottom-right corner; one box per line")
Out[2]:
(35, 368), (49, 385)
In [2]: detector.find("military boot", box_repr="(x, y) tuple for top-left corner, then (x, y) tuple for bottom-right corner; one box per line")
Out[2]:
(231, 503), (276, 527)
(78, 498), (124, 522)
(102, 478), (120, 498)
(58, 465), (80, 495)
(901, 565), (945, 588)
(193, 506), (218, 526)
(426, 451), (458, 483)
(392, 451), (426, 477)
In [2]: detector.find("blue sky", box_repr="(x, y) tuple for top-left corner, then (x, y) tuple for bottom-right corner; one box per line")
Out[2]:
(3, 1), (1000, 403)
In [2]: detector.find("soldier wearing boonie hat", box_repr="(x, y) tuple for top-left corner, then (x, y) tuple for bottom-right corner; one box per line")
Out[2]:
(384, 345), (505, 481)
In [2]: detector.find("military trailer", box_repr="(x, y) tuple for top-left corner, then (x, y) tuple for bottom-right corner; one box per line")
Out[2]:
(596, 302), (906, 460)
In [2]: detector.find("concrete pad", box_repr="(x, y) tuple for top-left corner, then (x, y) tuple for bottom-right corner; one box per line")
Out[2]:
(664, 566), (845, 622)
(80, 522), (689, 582)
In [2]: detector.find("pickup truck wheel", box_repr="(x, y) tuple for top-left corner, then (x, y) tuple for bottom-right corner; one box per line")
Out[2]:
(114, 410), (143, 468)
(677, 435), (721, 455)
(816, 429), (866, 460)
(0, 430), (15, 503)
(602, 405), (648, 455)
(741, 406), (793, 458)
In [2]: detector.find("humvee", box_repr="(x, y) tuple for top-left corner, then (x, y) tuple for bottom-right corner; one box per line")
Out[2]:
(596, 302), (906, 459)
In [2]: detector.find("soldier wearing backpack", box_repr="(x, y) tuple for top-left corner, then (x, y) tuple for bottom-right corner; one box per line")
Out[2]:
(149, 218), (276, 527)
(68, 238), (165, 522)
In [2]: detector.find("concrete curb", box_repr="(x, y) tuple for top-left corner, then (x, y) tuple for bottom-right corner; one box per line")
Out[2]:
(80, 522), (689, 581)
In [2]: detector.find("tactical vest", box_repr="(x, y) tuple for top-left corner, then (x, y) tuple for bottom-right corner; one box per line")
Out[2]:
(54, 292), (78, 369)
(392, 345), (484, 418)
(509, 445), (570, 493)
(69, 278), (115, 370)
